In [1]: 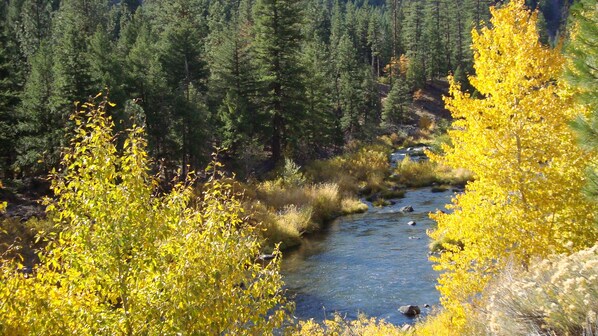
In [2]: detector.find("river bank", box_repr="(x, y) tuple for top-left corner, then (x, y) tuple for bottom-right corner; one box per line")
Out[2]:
(246, 137), (472, 253)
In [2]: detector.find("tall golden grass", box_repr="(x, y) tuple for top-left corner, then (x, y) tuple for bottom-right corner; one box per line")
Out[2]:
(393, 156), (473, 187)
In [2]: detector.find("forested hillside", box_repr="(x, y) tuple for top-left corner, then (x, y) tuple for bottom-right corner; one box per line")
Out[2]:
(0, 0), (570, 179)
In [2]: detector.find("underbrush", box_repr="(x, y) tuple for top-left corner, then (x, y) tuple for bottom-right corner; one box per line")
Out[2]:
(245, 142), (401, 250)
(0, 216), (54, 265)
(306, 143), (392, 195)
(250, 180), (374, 249)
(293, 314), (408, 335)
(473, 245), (598, 335)
(393, 156), (473, 188)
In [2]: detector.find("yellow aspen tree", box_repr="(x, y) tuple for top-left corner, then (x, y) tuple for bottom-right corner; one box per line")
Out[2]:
(428, 0), (598, 324)
(0, 98), (290, 335)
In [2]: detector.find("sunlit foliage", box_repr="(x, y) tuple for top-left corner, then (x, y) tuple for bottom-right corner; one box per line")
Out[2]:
(428, 0), (598, 326)
(0, 97), (290, 335)
(479, 245), (598, 335)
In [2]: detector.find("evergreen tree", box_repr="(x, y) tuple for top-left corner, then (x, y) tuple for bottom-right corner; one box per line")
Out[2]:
(14, 0), (54, 61)
(566, 0), (598, 198)
(402, 0), (426, 86)
(382, 76), (410, 126)
(301, 38), (340, 155)
(253, 0), (305, 163)
(448, 0), (471, 70)
(336, 33), (362, 138)
(123, 19), (175, 172)
(142, 0), (210, 175)
(423, 0), (448, 79)
(0, 0), (25, 176)
(209, 15), (259, 153)
(16, 43), (53, 174)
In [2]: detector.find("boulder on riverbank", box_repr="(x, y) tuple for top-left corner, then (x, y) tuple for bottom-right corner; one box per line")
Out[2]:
(399, 305), (421, 316)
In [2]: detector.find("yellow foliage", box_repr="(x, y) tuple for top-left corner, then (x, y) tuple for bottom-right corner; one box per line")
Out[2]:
(0, 99), (291, 334)
(293, 314), (407, 335)
(413, 310), (471, 336)
(428, 0), (598, 323)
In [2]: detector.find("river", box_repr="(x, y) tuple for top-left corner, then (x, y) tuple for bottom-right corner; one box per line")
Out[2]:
(281, 187), (454, 326)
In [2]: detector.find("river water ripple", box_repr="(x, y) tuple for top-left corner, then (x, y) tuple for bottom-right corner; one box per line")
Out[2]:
(281, 187), (454, 326)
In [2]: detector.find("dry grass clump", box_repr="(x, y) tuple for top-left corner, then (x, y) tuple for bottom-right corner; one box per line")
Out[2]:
(255, 181), (311, 210)
(249, 202), (304, 250)
(473, 245), (598, 336)
(340, 197), (369, 215)
(251, 180), (370, 248)
(394, 157), (438, 187)
(293, 313), (407, 335)
(393, 156), (473, 188)
(306, 144), (391, 195)
(308, 183), (342, 224)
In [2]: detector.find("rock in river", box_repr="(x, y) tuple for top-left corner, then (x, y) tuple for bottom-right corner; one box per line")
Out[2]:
(407, 221), (416, 226)
(400, 205), (414, 213)
(399, 305), (421, 316)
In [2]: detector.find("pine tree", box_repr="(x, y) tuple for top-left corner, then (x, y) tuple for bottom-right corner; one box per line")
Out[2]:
(16, 42), (53, 174)
(423, 0), (447, 79)
(14, 0), (54, 61)
(402, 0), (426, 86)
(208, 15), (259, 154)
(565, 0), (598, 198)
(300, 38), (339, 156)
(382, 76), (410, 126)
(336, 33), (362, 138)
(0, 0), (25, 176)
(253, 0), (305, 163)
(123, 19), (176, 173)
(145, 0), (210, 176)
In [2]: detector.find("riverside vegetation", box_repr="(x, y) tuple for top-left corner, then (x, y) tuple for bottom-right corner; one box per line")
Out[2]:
(1, 0), (598, 335)
(294, 1), (598, 335)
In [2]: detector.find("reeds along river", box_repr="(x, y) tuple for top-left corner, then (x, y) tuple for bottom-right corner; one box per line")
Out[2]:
(281, 187), (454, 326)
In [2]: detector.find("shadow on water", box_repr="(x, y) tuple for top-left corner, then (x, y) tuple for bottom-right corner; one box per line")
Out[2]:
(281, 187), (454, 326)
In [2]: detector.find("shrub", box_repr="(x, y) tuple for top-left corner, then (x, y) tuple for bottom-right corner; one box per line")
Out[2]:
(294, 313), (407, 335)
(394, 156), (473, 188)
(306, 144), (391, 195)
(477, 245), (598, 336)
(0, 99), (290, 335)
(395, 157), (437, 187)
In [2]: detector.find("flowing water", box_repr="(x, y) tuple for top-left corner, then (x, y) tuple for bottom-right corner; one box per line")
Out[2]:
(281, 187), (454, 326)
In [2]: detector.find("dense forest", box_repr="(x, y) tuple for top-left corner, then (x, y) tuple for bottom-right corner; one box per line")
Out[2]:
(0, 0), (570, 179)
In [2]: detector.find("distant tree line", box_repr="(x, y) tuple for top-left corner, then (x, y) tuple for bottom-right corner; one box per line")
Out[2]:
(0, 0), (564, 178)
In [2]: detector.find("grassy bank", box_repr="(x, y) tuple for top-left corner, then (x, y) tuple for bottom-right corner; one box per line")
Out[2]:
(246, 141), (393, 250)
(245, 131), (474, 251)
